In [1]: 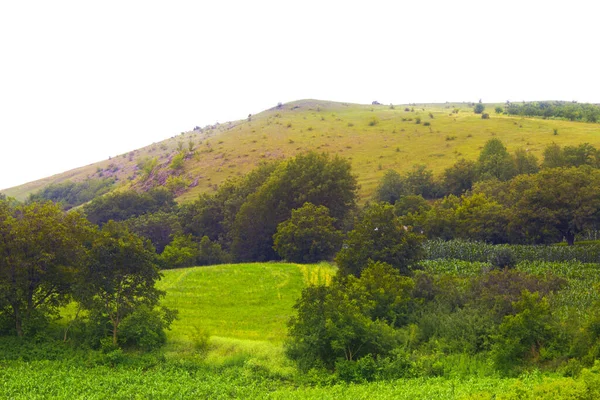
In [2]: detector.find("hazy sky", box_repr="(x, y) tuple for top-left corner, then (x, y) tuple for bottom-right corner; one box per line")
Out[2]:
(1, 0), (598, 190)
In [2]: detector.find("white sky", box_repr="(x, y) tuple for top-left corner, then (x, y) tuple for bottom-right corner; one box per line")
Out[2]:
(1, 0), (598, 190)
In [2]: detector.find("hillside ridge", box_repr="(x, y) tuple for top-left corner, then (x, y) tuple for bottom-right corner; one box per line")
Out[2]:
(3, 99), (600, 202)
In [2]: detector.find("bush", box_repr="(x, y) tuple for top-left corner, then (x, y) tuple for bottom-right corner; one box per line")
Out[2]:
(489, 248), (516, 269)
(170, 152), (185, 170)
(474, 104), (485, 114)
(119, 306), (178, 351)
(481, 113), (490, 119)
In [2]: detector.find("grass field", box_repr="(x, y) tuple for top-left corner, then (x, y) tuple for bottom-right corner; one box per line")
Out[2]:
(4, 261), (600, 398)
(4, 100), (600, 203)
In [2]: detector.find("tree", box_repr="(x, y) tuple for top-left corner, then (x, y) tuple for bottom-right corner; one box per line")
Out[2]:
(197, 235), (229, 266)
(442, 159), (477, 196)
(336, 203), (424, 277)
(124, 211), (181, 253)
(286, 262), (410, 371)
(0, 201), (91, 336)
(231, 152), (357, 261)
(393, 195), (430, 217)
(477, 138), (516, 181)
(84, 188), (176, 226)
(78, 221), (163, 345)
(374, 170), (407, 204)
(504, 167), (600, 245)
(159, 234), (199, 268)
(541, 143), (565, 169)
(474, 103), (485, 114)
(405, 165), (440, 199)
(273, 203), (343, 263)
(454, 193), (508, 244)
(563, 143), (598, 167)
(513, 148), (539, 175)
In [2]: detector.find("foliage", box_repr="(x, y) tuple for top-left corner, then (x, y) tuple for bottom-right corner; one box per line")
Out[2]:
(170, 152), (186, 170)
(474, 103), (485, 114)
(374, 169), (407, 204)
(490, 291), (557, 374)
(27, 178), (115, 210)
(273, 203), (343, 263)
(77, 221), (163, 345)
(405, 164), (440, 199)
(123, 210), (182, 253)
(505, 100), (600, 123)
(286, 262), (411, 371)
(513, 148), (540, 175)
(231, 151), (357, 262)
(336, 202), (424, 276)
(0, 201), (91, 336)
(160, 234), (199, 268)
(477, 138), (516, 181)
(442, 158), (477, 195)
(84, 188), (176, 226)
(393, 195), (430, 217)
(118, 305), (177, 350)
(197, 235), (229, 266)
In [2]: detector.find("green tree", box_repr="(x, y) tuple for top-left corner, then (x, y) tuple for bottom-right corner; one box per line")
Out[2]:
(179, 161), (280, 247)
(393, 195), (430, 217)
(0, 201), (91, 336)
(124, 211), (181, 253)
(474, 103), (485, 114)
(454, 193), (508, 243)
(477, 138), (516, 181)
(197, 235), (229, 266)
(405, 164), (440, 199)
(505, 167), (600, 245)
(84, 188), (176, 226)
(513, 148), (539, 175)
(374, 170), (407, 204)
(160, 234), (199, 268)
(273, 203), (343, 263)
(541, 143), (565, 169)
(78, 221), (163, 345)
(563, 143), (598, 167)
(286, 262), (409, 371)
(442, 159), (477, 196)
(336, 203), (424, 277)
(231, 152), (357, 261)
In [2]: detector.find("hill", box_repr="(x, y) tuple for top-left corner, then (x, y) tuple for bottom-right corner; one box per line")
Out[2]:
(3, 99), (600, 203)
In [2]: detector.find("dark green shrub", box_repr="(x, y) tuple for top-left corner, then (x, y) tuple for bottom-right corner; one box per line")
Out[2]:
(119, 306), (178, 351)
(489, 248), (516, 269)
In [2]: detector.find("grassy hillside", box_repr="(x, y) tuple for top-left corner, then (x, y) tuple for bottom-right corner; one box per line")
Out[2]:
(4, 99), (600, 202)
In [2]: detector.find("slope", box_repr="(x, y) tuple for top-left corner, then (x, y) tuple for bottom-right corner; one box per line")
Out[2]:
(3, 99), (600, 203)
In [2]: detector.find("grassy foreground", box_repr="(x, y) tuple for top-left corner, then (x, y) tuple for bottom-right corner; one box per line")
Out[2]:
(3, 261), (600, 399)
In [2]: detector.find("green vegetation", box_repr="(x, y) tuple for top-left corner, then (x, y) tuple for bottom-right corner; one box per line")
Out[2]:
(27, 178), (115, 210)
(8, 100), (600, 397)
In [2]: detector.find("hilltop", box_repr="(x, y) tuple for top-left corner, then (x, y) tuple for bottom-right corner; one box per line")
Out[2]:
(4, 99), (600, 203)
